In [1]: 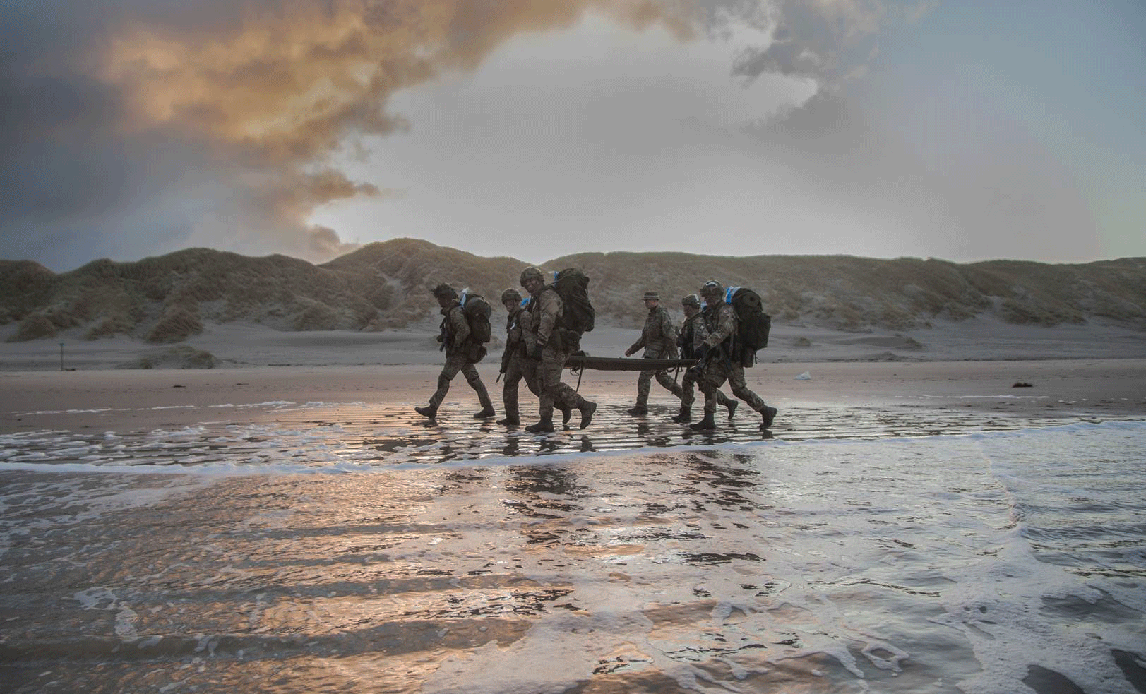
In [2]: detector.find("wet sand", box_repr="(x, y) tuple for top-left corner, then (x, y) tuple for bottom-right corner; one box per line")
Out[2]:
(2, 359), (1145, 693)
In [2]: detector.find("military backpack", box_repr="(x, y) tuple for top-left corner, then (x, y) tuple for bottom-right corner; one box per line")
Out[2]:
(551, 268), (595, 334)
(459, 291), (492, 344)
(725, 286), (771, 365)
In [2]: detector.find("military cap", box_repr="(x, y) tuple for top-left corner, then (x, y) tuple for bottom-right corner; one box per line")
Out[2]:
(643, 291), (660, 301)
(431, 283), (457, 299)
(501, 288), (522, 304)
(700, 280), (724, 298)
(519, 266), (544, 286)
(681, 294), (701, 308)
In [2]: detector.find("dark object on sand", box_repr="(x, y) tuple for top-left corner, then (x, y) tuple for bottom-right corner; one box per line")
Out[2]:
(565, 355), (698, 372)
(1012, 382), (1034, 388)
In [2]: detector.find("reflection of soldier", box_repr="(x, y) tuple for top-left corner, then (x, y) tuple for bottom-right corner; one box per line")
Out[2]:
(673, 294), (737, 424)
(624, 291), (684, 415)
(519, 267), (597, 433)
(692, 280), (777, 431)
(497, 288), (538, 426)
(415, 283), (496, 420)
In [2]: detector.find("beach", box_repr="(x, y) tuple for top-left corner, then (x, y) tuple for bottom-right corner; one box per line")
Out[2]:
(2, 340), (1146, 693)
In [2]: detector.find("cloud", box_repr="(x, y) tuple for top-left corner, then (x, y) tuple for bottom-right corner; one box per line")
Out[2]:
(1, 0), (923, 270)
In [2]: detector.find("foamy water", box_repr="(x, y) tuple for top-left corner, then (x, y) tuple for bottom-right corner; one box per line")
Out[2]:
(1, 407), (1143, 693)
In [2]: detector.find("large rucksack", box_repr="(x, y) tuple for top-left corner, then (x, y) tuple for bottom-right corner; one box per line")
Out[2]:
(551, 269), (595, 334)
(725, 286), (771, 364)
(459, 291), (492, 344)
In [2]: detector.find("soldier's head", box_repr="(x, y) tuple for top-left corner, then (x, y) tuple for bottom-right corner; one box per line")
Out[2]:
(519, 266), (545, 295)
(642, 291), (659, 308)
(681, 293), (701, 317)
(432, 283), (457, 308)
(501, 288), (522, 311)
(700, 280), (724, 303)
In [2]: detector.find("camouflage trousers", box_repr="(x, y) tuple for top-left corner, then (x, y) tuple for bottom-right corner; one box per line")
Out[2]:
(698, 359), (767, 416)
(502, 352), (540, 420)
(635, 364), (685, 408)
(522, 345), (589, 419)
(679, 368), (734, 411)
(428, 353), (493, 411)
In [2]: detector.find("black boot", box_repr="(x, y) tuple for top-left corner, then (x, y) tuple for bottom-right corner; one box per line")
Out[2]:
(690, 413), (716, 431)
(760, 406), (778, 430)
(726, 400), (738, 421)
(560, 407), (573, 428)
(415, 405), (437, 419)
(672, 407), (691, 423)
(627, 405), (647, 416)
(526, 417), (555, 433)
(473, 406), (496, 419)
(496, 416), (520, 426)
(579, 401), (597, 429)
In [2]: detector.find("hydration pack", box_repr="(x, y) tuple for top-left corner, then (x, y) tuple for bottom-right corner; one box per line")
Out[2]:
(459, 291), (492, 344)
(551, 269), (594, 334)
(725, 286), (771, 363)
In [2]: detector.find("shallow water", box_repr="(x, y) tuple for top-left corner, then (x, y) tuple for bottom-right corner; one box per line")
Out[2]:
(1, 408), (1144, 693)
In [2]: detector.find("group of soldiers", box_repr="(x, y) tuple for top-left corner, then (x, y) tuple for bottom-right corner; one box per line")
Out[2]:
(415, 267), (778, 433)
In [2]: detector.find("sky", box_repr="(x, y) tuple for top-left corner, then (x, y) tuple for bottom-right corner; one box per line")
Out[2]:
(2, 0), (1143, 272)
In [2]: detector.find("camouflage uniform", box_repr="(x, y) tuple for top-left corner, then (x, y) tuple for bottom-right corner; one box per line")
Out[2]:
(500, 300), (539, 422)
(425, 299), (494, 415)
(628, 303), (684, 410)
(697, 301), (769, 420)
(678, 310), (735, 414)
(522, 285), (594, 426)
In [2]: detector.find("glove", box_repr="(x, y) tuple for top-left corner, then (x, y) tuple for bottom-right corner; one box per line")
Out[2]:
(624, 347), (636, 357)
(529, 344), (544, 360)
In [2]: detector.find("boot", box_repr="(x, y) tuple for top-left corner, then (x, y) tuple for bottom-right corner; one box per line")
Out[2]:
(560, 406), (573, 428)
(760, 406), (778, 430)
(496, 416), (520, 426)
(725, 400), (738, 421)
(690, 413), (717, 431)
(473, 406), (496, 419)
(526, 417), (555, 433)
(415, 405), (437, 419)
(672, 407), (691, 423)
(579, 401), (597, 429)
(626, 405), (648, 416)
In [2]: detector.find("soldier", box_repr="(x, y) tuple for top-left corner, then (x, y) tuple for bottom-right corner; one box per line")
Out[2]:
(415, 283), (496, 420)
(691, 280), (778, 431)
(673, 293), (737, 424)
(624, 291), (684, 415)
(518, 266), (597, 433)
(497, 288), (571, 426)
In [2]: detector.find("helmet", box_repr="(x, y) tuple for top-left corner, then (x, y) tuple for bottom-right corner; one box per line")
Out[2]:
(681, 294), (701, 308)
(700, 280), (724, 298)
(431, 283), (457, 299)
(501, 288), (522, 304)
(519, 266), (544, 287)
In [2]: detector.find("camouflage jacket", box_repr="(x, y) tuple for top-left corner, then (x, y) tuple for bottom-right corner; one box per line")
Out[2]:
(439, 302), (471, 357)
(701, 302), (737, 353)
(630, 305), (678, 359)
(677, 312), (707, 359)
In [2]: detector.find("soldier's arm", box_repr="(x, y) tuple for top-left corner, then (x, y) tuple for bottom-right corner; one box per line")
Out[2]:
(450, 306), (471, 344)
(702, 306), (736, 347)
(662, 311), (679, 344)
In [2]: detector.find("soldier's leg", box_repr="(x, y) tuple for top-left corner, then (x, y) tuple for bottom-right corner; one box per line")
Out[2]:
(461, 362), (495, 416)
(632, 370), (653, 410)
(501, 356), (524, 423)
(691, 365), (728, 430)
(547, 348), (596, 429)
(654, 369), (685, 399)
(673, 369), (697, 422)
(726, 363), (776, 428)
(726, 363), (767, 412)
(427, 356), (464, 409)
